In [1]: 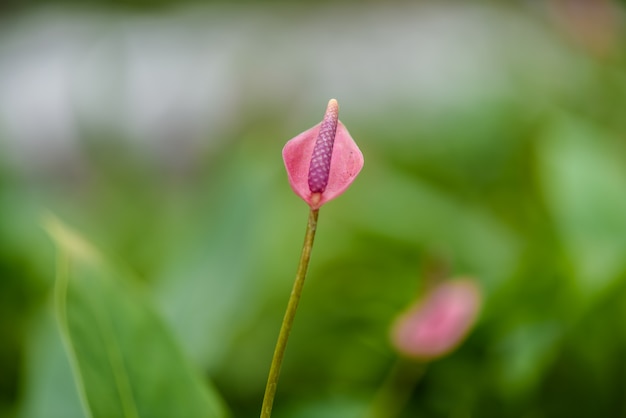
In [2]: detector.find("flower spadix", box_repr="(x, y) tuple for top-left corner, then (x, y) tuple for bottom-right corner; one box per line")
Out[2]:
(391, 279), (481, 360)
(282, 99), (364, 209)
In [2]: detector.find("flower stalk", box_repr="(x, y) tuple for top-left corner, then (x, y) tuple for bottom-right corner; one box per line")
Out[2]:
(260, 208), (319, 418)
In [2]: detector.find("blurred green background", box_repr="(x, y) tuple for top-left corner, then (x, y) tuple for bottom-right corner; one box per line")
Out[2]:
(2, 0), (626, 417)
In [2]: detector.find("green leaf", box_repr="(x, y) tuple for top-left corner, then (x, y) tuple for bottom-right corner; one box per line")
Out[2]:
(334, 162), (520, 292)
(492, 321), (562, 399)
(44, 215), (228, 418)
(19, 305), (85, 418)
(539, 116), (626, 294)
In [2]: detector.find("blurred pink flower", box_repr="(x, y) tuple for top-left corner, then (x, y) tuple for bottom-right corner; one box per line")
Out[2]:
(391, 279), (481, 360)
(282, 99), (364, 209)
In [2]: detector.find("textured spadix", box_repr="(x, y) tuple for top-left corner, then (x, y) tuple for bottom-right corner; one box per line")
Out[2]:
(282, 99), (363, 209)
(391, 279), (481, 360)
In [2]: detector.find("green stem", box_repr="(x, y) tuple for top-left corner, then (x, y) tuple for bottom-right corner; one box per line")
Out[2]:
(367, 357), (427, 418)
(260, 208), (320, 418)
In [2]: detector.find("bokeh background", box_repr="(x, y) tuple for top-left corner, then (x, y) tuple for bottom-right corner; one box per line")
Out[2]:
(2, 0), (626, 417)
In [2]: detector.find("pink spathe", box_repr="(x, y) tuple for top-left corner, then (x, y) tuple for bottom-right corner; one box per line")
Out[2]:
(282, 99), (364, 210)
(391, 279), (482, 360)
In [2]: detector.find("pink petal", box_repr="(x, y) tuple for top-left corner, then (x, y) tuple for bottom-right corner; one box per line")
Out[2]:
(391, 279), (482, 360)
(282, 101), (363, 209)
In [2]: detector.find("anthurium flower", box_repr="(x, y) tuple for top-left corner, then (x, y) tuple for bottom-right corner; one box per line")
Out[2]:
(282, 99), (364, 209)
(391, 279), (481, 360)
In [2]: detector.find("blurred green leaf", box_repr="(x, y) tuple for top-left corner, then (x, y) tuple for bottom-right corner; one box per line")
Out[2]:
(539, 116), (626, 295)
(44, 216), (227, 418)
(19, 305), (84, 418)
(334, 162), (521, 291)
(154, 146), (280, 371)
(492, 321), (562, 399)
(276, 396), (367, 418)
